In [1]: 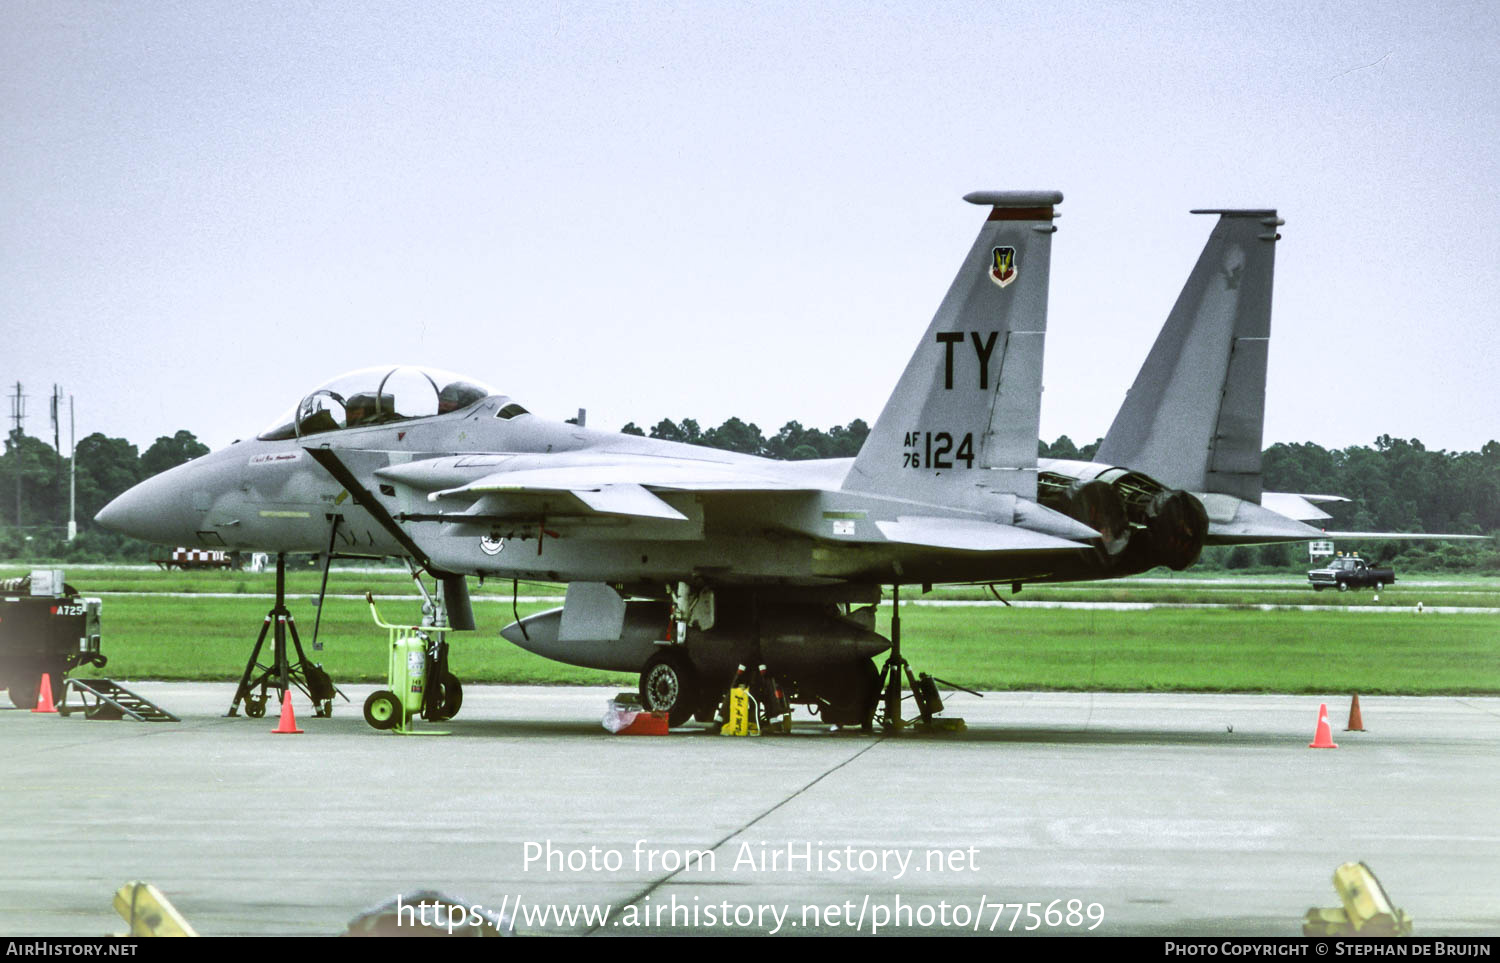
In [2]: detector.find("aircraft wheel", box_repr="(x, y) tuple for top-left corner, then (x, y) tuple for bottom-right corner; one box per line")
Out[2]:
(1337, 581), (1349, 593)
(693, 697), (722, 725)
(817, 659), (881, 727)
(639, 649), (699, 728)
(363, 690), (402, 730)
(433, 672), (463, 721)
(244, 696), (267, 719)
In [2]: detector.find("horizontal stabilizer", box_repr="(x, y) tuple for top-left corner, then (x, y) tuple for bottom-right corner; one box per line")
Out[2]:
(1319, 531), (1490, 541)
(1203, 494), (1329, 545)
(1289, 493), (1353, 504)
(874, 515), (1088, 553)
(1260, 491), (1349, 523)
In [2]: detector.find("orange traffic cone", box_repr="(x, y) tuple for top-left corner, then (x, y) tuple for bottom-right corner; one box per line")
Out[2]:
(272, 689), (303, 734)
(1345, 694), (1366, 732)
(1309, 703), (1338, 749)
(30, 673), (59, 714)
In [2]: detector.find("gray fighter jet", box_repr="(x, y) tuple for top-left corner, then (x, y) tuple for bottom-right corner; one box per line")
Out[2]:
(99, 191), (1103, 725)
(94, 191), (1453, 727)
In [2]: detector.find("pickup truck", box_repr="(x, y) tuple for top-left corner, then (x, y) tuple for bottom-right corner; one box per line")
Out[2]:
(1307, 557), (1395, 592)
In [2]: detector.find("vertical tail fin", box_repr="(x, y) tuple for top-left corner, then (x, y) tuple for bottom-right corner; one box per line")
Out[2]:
(1095, 209), (1282, 502)
(844, 190), (1062, 505)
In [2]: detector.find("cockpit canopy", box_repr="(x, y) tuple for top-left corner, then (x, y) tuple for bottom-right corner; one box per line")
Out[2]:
(258, 366), (495, 440)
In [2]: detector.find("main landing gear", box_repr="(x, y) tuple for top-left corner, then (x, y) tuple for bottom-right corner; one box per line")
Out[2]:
(634, 583), (973, 733)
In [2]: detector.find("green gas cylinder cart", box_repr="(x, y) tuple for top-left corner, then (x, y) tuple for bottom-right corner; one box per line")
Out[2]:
(362, 592), (462, 734)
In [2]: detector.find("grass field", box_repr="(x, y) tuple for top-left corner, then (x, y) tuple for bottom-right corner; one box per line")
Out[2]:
(41, 587), (1499, 696)
(6, 562), (1495, 694)
(6, 564), (1499, 608)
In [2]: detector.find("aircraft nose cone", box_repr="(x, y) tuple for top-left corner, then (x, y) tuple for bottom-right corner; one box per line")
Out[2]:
(95, 476), (192, 542)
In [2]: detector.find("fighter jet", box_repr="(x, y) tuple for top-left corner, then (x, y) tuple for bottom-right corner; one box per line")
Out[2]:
(94, 191), (1461, 728)
(98, 190), (1123, 725)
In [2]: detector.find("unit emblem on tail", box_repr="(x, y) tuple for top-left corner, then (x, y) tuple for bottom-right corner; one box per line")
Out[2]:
(990, 246), (1017, 288)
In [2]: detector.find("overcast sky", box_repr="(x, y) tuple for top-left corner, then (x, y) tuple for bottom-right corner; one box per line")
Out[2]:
(3, 1), (1497, 455)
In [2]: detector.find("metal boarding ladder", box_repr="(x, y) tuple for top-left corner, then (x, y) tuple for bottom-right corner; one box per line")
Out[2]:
(60, 679), (179, 722)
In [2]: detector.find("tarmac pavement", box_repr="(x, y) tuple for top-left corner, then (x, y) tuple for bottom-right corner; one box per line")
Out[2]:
(2, 683), (1496, 937)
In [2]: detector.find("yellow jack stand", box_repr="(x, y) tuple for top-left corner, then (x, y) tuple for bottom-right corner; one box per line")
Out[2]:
(720, 687), (759, 736)
(114, 881), (199, 937)
(1302, 862), (1413, 936)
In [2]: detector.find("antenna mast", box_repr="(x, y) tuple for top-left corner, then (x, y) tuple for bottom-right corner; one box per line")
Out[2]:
(68, 395), (77, 541)
(8, 382), (23, 527)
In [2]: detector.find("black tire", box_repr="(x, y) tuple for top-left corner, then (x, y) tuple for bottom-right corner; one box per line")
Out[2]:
(244, 696), (267, 719)
(7, 669), (63, 711)
(1337, 581), (1349, 593)
(816, 659), (881, 727)
(363, 690), (402, 731)
(433, 672), (463, 721)
(1312, 584), (1325, 592)
(639, 649), (700, 728)
(693, 697), (722, 725)
(1375, 581), (1384, 592)
(7, 677), (35, 710)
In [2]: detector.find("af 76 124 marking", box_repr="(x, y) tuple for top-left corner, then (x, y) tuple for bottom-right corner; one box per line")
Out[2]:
(902, 431), (975, 470)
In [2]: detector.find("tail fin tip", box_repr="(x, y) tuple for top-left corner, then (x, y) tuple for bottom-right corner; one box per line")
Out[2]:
(964, 190), (1064, 207)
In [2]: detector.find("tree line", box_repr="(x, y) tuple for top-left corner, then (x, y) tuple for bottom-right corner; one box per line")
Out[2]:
(1036, 433), (1500, 572)
(620, 417), (872, 461)
(0, 429), (207, 560)
(3, 419), (1496, 572)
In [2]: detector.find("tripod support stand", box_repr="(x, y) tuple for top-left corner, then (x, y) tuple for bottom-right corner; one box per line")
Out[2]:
(874, 584), (919, 731)
(871, 584), (977, 732)
(226, 553), (345, 719)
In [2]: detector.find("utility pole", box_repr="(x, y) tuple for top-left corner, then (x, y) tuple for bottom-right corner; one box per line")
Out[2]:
(51, 384), (63, 525)
(68, 395), (77, 541)
(8, 382), (23, 528)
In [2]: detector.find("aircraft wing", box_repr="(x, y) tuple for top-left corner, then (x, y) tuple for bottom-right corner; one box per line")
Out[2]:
(364, 453), (815, 525)
(368, 452), (1095, 549)
(423, 462), (810, 499)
